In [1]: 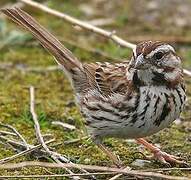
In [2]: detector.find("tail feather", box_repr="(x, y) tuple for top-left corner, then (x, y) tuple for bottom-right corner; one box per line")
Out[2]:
(1, 8), (88, 93)
(1, 8), (82, 73)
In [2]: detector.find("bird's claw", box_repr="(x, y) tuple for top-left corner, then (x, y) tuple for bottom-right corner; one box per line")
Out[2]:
(148, 150), (188, 167)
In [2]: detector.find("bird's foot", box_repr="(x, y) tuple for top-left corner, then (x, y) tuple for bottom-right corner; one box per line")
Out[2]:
(146, 150), (189, 167)
(135, 138), (189, 167)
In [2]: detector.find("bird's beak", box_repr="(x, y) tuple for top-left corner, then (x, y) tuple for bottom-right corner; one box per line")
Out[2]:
(134, 54), (149, 69)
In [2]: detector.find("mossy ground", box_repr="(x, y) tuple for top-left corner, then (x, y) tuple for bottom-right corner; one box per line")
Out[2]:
(0, 0), (191, 179)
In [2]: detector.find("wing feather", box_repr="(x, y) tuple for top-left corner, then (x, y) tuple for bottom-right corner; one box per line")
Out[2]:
(83, 62), (129, 96)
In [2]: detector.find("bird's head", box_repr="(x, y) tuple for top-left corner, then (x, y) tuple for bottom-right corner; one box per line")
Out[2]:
(128, 41), (183, 87)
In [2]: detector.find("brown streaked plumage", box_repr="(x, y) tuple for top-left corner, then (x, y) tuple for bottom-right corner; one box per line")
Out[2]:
(1, 8), (187, 167)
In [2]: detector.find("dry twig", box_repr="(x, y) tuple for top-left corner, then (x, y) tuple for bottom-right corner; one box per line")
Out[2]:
(0, 172), (116, 179)
(29, 86), (61, 162)
(183, 69), (191, 77)
(19, 0), (135, 49)
(0, 135), (56, 158)
(0, 123), (29, 149)
(0, 130), (17, 137)
(0, 161), (188, 180)
(86, 18), (114, 27)
(0, 139), (54, 164)
(52, 121), (76, 131)
(29, 86), (79, 179)
(109, 166), (131, 180)
(142, 167), (191, 172)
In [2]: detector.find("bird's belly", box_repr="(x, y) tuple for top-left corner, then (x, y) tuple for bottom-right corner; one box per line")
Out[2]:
(81, 85), (186, 140)
(86, 111), (178, 140)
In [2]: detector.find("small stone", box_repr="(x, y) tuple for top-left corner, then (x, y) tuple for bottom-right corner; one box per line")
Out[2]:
(131, 159), (151, 167)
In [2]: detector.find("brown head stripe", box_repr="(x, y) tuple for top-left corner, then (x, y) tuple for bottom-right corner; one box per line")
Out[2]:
(136, 41), (166, 57)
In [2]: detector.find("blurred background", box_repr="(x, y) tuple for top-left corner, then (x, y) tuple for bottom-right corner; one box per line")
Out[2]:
(0, 0), (190, 178)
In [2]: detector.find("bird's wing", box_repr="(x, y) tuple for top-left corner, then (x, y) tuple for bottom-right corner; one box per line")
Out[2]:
(83, 62), (130, 96)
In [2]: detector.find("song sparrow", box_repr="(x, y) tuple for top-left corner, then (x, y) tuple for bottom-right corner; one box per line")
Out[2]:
(1, 8), (187, 167)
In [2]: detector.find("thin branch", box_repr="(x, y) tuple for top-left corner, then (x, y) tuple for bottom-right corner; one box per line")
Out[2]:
(0, 139), (54, 164)
(142, 167), (191, 172)
(0, 123), (29, 149)
(0, 130), (17, 137)
(86, 18), (114, 27)
(183, 69), (191, 77)
(109, 166), (131, 180)
(0, 135), (72, 163)
(29, 86), (78, 179)
(19, 0), (136, 49)
(52, 121), (76, 131)
(0, 161), (189, 180)
(29, 86), (56, 160)
(18, 0), (191, 78)
(29, 86), (69, 163)
(0, 128), (93, 179)
(0, 172), (116, 179)
(0, 135), (53, 157)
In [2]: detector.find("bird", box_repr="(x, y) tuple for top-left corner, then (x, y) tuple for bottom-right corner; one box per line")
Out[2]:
(1, 8), (187, 167)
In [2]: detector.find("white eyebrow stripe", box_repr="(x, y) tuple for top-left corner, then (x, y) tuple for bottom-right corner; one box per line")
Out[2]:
(146, 44), (175, 58)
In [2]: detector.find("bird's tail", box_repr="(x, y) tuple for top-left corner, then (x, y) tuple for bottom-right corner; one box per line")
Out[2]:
(1, 8), (87, 92)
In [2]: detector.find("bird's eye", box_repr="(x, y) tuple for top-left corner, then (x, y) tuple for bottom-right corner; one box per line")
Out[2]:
(154, 51), (164, 60)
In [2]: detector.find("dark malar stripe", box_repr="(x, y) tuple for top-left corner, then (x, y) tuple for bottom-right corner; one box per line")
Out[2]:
(152, 71), (168, 86)
(133, 71), (145, 88)
(154, 93), (171, 126)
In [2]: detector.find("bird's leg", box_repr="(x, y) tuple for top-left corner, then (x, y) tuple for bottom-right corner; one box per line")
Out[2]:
(97, 143), (123, 168)
(136, 138), (188, 166)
